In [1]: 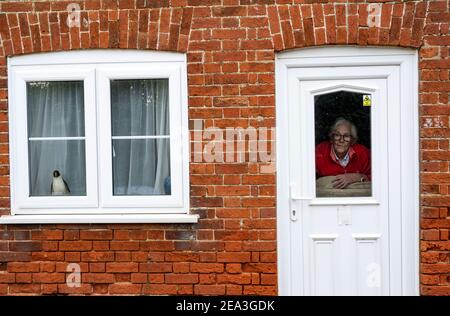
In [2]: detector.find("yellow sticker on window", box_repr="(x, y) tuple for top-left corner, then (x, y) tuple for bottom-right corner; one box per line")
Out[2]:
(363, 95), (372, 107)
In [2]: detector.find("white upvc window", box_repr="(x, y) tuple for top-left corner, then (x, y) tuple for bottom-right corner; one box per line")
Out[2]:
(3, 50), (195, 224)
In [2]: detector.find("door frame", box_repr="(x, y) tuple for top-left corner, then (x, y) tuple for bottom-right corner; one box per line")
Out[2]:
(275, 46), (419, 296)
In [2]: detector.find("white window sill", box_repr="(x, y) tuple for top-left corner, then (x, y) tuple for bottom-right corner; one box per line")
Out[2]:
(0, 214), (199, 224)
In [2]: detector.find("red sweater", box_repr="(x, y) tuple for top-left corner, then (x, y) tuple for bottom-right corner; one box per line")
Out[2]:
(315, 141), (371, 180)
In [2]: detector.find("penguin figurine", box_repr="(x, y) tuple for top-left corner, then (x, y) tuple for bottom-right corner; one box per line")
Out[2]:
(51, 170), (70, 195)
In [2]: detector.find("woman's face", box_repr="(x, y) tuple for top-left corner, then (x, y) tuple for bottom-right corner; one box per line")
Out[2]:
(332, 124), (352, 157)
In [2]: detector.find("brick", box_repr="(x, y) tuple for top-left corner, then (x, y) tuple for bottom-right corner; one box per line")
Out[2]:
(1, 2), (33, 12)
(139, 263), (172, 273)
(226, 264), (242, 274)
(242, 263), (277, 273)
(421, 263), (450, 274)
(81, 252), (115, 262)
(59, 241), (92, 251)
(165, 273), (198, 284)
(189, 86), (221, 96)
(171, 262), (189, 273)
(115, 273), (131, 282)
(89, 263), (105, 273)
(165, 252), (199, 262)
(129, 273), (147, 283)
(32, 273), (65, 283)
(9, 241), (41, 252)
(33, 230), (63, 240)
(57, 284), (93, 294)
(32, 252), (64, 261)
(106, 263), (139, 273)
(93, 241), (110, 251)
(303, 18), (314, 46)
(110, 241), (140, 251)
(217, 273), (252, 285)
(239, 62), (274, 73)
(226, 284), (243, 295)
(213, 97), (249, 107)
(82, 273), (114, 284)
(9, 284), (41, 294)
(422, 229), (440, 241)
(18, 13), (30, 37)
(148, 274), (165, 283)
(281, 20), (295, 49)
(212, 6), (246, 17)
(267, 6), (280, 35)
(325, 14), (336, 44)
(421, 286), (450, 296)
(15, 273), (32, 283)
(211, 29), (247, 40)
(0, 272), (15, 283)
(140, 241), (175, 251)
(243, 285), (276, 295)
(142, 284), (177, 295)
(217, 252), (251, 263)
(40, 262), (56, 273)
(137, 0), (169, 8)
(261, 273), (277, 285)
(191, 263), (224, 273)
(118, 0), (134, 9)
(8, 262), (40, 273)
(191, 197), (223, 208)
(240, 17), (268, 28)
(194, 284), (226, 295)
(180, 8), (193, 36)
(165, 230), (196, 241)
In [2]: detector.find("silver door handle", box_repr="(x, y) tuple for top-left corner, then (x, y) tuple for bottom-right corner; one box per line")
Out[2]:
(289, 184), (312, 221)
(290, 196), (312, 221)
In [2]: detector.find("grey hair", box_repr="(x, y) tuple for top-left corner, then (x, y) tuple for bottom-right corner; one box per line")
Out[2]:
(329, 118), (358, 144)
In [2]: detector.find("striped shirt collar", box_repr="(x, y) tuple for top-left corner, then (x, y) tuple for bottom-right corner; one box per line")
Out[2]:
(330, 145), (355, 168)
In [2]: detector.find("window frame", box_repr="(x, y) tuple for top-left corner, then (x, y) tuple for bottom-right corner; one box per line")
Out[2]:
(96, 64), (185, 211)
(6, 50), (193, 222)
(10, 65), (99, 212)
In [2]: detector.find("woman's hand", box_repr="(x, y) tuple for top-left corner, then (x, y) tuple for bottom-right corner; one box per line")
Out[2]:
(331, 173), (366, 189)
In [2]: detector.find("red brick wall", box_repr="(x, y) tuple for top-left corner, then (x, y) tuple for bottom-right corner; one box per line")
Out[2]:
(0, 0), (448, 296)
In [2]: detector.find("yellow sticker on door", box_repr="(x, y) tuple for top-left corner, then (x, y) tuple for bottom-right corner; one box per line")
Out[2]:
(363, 95), (372, 107)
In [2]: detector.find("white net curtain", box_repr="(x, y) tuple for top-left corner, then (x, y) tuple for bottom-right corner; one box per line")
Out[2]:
(27, 81), (86, 196)
(110, 79), (170, 196)
(26, 79), (171, 197)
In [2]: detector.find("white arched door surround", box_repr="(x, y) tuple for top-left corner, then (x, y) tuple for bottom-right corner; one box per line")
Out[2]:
(276, 47), (419, 296)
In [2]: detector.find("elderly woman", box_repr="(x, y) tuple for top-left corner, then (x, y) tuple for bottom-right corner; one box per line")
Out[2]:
(316, 118), (371, 189)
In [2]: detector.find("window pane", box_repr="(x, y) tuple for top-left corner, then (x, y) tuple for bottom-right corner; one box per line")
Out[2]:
(314, 91), (372, 197)
(112, 139), (170, 196)
(110, 79), (169, 136)
(28, 140), (86, 196)
(27, 81), (85, 137)
(26, 81), (86, 197)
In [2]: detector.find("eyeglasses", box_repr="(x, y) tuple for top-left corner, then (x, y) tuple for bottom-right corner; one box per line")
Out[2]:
(332, 133), (351, 142)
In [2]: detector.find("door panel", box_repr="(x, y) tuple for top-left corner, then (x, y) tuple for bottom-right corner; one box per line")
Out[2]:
(354, 234), (382, 296)
(310, 235), (338, 296)
(289, 70), (395, 296)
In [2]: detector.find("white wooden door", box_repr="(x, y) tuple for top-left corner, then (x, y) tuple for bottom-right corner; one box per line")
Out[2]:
(276, 47), (419, 296)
